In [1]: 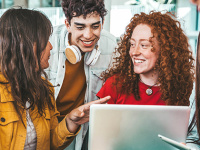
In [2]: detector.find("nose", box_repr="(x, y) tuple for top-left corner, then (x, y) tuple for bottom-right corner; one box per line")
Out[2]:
(49, 41), (53, 50)
(83, 28), (93, 39)
(130, 44), (141, 56)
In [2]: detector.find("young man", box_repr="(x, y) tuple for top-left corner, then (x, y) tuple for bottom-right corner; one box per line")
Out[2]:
(45, 0), (117, 149)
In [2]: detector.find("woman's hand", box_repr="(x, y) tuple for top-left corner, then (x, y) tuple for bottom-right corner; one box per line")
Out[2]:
(65, 96), (111, 133)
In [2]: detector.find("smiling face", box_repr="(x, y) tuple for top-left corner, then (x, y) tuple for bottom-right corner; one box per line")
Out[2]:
(129, 24), (159, 77)
(65, 12), (103, 53)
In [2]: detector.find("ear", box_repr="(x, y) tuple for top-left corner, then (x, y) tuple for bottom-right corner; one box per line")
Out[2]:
(65, 19), (71, 33)
(101, 18), (105, 29)
(102, 19), (105, 26)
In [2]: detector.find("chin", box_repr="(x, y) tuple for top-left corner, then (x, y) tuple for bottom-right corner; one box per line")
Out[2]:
(81, 45), (96, 52)
(82, 48), (94, 53)
(42, 65), (49, 70)
(135, 72), (142, 75)
(134, 69), (143, 74)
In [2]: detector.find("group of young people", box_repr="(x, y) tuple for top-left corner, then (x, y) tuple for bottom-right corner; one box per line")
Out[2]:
(0, 0), (200, 149)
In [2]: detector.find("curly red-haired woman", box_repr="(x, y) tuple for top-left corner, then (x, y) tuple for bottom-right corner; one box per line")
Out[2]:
(97, 11), (194, 106)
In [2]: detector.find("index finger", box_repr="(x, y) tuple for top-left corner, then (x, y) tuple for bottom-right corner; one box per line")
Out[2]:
(92, 96), (111, 104)
(83, 96), (111, 110)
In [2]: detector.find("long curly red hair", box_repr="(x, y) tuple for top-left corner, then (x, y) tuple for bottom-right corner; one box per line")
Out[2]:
(102, 11), (194, 106)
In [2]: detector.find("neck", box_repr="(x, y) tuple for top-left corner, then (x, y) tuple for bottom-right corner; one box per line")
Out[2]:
(139, 71), (159, 86)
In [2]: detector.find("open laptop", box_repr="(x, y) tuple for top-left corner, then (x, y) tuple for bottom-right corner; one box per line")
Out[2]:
(88, 104), (190, 150)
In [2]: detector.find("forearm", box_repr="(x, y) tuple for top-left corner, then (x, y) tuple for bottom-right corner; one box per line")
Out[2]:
(65, 114), (81, 133)
(50, 116), (81, 150)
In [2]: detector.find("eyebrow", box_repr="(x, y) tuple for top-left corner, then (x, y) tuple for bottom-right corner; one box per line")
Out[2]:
(74, 21), (101, 26)
(130, 38), (150, 42)
(92, 21), (101, 26)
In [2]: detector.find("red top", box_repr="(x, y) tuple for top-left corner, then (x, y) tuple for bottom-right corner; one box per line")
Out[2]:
(97, 76), (165, 105)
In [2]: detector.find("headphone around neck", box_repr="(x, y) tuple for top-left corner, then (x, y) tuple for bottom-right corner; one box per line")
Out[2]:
(65, 32), (101, 66)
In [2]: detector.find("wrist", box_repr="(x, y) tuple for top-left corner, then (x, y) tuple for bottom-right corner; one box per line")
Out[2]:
(65, 115), (80, 133)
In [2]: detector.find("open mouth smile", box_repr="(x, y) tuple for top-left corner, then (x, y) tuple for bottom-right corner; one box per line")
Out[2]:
(81, 39), (95, 47)
(134, 58), (146, 64)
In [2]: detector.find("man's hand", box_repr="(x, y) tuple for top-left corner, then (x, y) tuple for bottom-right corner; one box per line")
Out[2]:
(65, 96), (111, 133)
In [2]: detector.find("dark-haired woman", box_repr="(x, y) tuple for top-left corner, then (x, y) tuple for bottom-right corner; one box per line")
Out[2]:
(0, 8), (110, 150)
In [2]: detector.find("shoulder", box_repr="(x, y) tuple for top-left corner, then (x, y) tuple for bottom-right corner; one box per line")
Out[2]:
(99, 30), (117, 54)
(100, 29), (116, 43)
(0, 74), (9, 91)
(100, 30), (117, 47)
(105, 75), (117, 84)
(50, 24), (67, 43)
(50, 24), (68, 53)
(41, 77), (55, 94)
(0, 74), (14, 103)
(52, 24), (67, 35)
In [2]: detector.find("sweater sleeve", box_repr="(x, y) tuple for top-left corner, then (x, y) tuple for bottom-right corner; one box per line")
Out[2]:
(48, 84), (81, 150)
(96, 76), (118, 104)
(49, 103), (81, 150)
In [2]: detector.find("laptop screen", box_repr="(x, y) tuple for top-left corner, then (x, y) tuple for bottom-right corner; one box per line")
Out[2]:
(89, 104), (190, 150)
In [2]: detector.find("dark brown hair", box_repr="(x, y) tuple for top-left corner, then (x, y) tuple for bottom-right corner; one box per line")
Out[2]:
(61, 0), (107, 23)
(0, 8), (54, 120)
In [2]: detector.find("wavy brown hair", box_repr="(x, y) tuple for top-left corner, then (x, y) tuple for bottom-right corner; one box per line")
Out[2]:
(102, 11), (194, 106)
(0, 8), (54, 120)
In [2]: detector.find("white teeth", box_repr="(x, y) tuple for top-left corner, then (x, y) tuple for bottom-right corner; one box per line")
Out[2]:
(83, 41), (92, 44)
(134, 59), (144, 63)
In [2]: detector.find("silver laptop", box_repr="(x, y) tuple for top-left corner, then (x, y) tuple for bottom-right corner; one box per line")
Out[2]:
(88, 104), (190, 150)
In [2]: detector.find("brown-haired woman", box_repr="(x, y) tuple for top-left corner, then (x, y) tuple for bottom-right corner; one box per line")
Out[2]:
(0, 8), (110, 150)
(97, 11), (194, 107)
